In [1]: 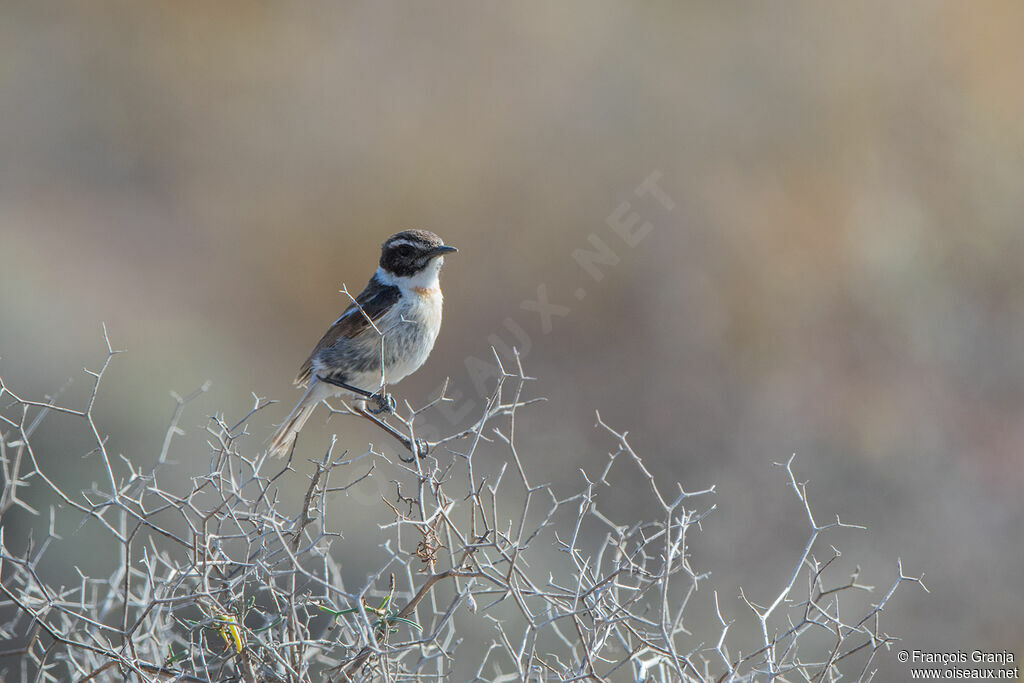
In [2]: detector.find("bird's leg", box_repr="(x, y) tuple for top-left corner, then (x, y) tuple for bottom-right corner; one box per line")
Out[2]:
(318, 375), (395, 415)
(351, 406), (430, 462)
(318, 375), (420, 455)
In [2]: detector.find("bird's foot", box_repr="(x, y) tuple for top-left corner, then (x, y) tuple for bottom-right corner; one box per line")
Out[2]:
(399, 438), (431, 463)
(368, 391), (397, 415)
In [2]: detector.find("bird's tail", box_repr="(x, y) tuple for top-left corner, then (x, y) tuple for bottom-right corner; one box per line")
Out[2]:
(268, 380), (328, 457)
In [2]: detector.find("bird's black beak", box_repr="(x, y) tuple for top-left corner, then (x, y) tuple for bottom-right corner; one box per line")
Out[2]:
(431, 245), (458, 256)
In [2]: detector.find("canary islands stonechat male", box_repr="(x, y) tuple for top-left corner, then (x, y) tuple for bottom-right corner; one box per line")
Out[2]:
(269, 230), (456, 456)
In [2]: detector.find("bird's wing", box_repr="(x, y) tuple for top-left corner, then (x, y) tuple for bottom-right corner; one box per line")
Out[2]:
(295, 279), (401, 386)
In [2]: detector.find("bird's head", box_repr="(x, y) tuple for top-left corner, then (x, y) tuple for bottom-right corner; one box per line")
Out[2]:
(379, 230), (457, 280)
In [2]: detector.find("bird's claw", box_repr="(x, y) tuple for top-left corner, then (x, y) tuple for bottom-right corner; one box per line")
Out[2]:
(368, 391), (397, 415)
(399, 438), (431, 462)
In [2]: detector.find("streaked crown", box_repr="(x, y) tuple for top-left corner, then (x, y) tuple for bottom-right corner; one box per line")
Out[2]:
(379, 230), (457, 277)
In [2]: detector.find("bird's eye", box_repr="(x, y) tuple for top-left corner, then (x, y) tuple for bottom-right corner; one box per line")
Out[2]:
(397, 245), (413, 256)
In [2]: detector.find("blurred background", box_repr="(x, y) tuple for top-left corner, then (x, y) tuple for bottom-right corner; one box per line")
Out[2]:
(2, 1), (1023, 678)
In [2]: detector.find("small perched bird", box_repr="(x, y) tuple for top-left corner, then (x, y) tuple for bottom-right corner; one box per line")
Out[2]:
(269, 230), (456, 456)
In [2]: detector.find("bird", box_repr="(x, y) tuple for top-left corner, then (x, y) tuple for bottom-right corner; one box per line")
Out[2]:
(268, 230), (456, 457)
